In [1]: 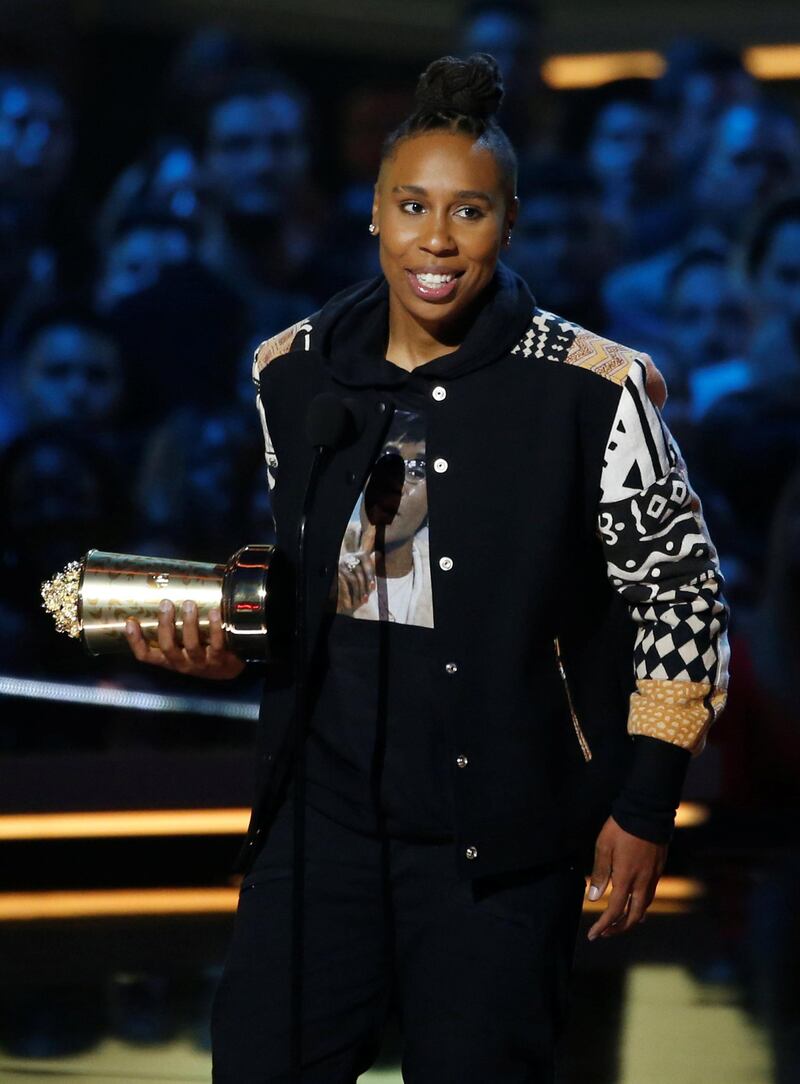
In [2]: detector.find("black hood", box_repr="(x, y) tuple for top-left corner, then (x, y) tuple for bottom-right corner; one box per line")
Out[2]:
(310, 262), (535, 389)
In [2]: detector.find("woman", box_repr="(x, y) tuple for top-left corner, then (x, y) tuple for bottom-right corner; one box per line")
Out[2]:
(125, 54), (729, 1083)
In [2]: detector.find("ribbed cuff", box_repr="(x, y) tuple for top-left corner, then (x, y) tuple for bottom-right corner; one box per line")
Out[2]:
(610, 735), (692, 844)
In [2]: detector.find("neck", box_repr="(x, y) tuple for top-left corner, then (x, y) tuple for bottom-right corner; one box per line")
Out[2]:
(375, 537), (414, 578)
(386, 291), (471, 371)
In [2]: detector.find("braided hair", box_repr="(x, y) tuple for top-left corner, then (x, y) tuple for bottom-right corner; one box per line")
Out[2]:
(381, 53), (518, 198)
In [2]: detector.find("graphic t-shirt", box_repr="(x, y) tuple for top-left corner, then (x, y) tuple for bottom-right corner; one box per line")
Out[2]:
(303, 402), (455, 839)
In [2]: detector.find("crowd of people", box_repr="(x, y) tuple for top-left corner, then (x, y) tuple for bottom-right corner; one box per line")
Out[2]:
(0, 3), (798, 1072)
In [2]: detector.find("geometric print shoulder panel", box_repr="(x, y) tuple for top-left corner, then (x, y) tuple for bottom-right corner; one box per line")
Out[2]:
(252, 314), (315, 381)
(511, 308), (643, 387)
(251, 315), (314, 492)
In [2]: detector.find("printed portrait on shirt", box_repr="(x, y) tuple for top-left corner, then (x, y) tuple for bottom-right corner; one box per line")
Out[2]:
(336, 409), (434, 627)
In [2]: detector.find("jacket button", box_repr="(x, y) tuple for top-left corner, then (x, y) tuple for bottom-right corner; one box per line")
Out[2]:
(346, 470), (356, 484)
(445, 661), (458, 675)
(376, 401), (386, 413)
(438, 556), (453, 571)
(433, 457), (448, 473)
(432, 385), (447, 401)
(456, 754), (469, 768)
(465, 845), (478, 860)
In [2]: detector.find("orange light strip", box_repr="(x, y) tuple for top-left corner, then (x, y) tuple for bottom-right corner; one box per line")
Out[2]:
(744, 44), (800, 80)
(0, 808), (250, 840)
(0, 887), (238, 921)
(541, 43), (800, 89)
(0, 877), (702, 921)
(0, 803), (708, 840)
(542, 50), (666, 88)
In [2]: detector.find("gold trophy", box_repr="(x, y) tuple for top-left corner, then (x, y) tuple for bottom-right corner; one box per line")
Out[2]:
(41, 546), (274, 661)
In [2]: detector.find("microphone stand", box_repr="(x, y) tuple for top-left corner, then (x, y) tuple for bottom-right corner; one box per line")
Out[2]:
(290, 445), (325, 1083)
(287, 392), (373, 1080)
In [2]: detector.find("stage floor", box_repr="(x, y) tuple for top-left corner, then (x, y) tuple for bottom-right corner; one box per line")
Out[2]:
(0, 962), (771, 1083)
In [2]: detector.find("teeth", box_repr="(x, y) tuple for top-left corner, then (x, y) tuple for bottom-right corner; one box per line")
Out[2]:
(416, 273), (454, 285)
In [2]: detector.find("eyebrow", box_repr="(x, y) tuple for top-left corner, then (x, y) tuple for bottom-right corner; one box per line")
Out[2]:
(392, 184), (494, 204)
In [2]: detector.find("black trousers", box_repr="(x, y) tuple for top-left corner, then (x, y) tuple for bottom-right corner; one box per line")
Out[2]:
(211, 796), (587, 1083)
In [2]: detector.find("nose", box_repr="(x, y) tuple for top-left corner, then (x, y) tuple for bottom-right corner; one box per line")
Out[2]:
(418, 211), (457, 257)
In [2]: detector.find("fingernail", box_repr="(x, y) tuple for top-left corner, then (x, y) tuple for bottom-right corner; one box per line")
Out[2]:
(125, 620), (135, 635)
(159, 599), (171, 613)
(182, 600), (195, 615)
(209, 608), (220, 622)
(587, 931), (597, 941)
(588, 885), (601, 901)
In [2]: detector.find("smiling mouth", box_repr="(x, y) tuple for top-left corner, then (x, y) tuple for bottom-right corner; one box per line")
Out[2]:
(406, 269), (464, 301)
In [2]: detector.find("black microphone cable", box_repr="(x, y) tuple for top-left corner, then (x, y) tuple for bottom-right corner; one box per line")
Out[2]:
(290, 393), (367, 1081)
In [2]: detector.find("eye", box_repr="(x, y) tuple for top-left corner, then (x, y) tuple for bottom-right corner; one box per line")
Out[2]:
(454, 206), (484, 220)
(400, 201), (426, 215)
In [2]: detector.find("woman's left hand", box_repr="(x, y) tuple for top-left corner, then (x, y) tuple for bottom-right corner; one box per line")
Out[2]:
(585, 815), (668, 940)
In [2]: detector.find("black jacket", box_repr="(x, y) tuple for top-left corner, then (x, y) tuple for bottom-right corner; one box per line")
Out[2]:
(237, 266), (729, 879)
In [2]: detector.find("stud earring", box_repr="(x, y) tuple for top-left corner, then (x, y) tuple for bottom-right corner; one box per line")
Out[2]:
(368, 223), (377, 235)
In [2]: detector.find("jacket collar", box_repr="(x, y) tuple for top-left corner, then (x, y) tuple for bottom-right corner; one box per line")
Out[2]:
(310, 262), (535, 389)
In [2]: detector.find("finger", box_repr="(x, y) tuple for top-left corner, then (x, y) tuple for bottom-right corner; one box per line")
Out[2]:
(362, 522), (377, 556)
(206, 608), (227, 658)
(611, 888), (649, 934)
(156, 600), (186, 667)
(599, 892), (644, 938)
(336, 570), (352, 612)
(360, 549), (377, 591)
(587, 879), (633, 941)
(125, 619), (168, 667)
(180, 601), (205, 664)
(598, 894), (633, 938)
(343, 569), (361, 610)
(587, 843), (612, 903)
(351, 559), (368, 601)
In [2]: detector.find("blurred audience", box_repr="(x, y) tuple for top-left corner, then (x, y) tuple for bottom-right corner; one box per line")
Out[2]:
(457, 0), (555, 153)
(656, 40), (758, 180)
(603, 99), (800, 353)
(201, 70), (323, 317)
(0, 300), (125, 449)
(506, 157), (613, 328)
(0, 68), (78, 344)
(662, 247), (753, 421)
(746, 194), (800, 379)
(586, 82), (685, 261)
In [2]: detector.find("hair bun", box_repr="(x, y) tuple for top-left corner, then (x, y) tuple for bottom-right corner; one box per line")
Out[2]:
(415, 53), (504, 121)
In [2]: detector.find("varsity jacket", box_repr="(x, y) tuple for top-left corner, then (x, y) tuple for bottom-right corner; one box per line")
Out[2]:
(237, 266), (729, 879)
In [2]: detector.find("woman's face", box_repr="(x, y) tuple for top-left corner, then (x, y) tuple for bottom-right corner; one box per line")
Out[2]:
(373, 130), (516, 331)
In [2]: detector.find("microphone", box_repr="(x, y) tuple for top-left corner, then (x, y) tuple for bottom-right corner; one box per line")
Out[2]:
(305, 392), (367, 450)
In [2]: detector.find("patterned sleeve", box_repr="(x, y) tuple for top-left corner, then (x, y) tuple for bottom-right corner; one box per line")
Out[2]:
(252, 342), (279, 491)
(598, 357), (730, 758)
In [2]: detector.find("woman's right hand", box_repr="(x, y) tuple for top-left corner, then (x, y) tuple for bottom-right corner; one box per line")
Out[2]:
(124, 599), (246, 680)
